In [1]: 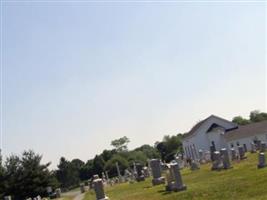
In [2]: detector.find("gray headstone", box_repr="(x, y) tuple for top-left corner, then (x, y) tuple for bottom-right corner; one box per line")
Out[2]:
(55, 188), (61, 198)
(116, 162), (122, 181)
(143, 166), (150, 178)
(135, 163), (145, 182)
(258, 152), (266, 169)
(198, 149), (205, 164)
(211, 151), (223, 170)
(80, 183), (85, 193)
(250, 142), (256, 153)
(93, 178), (109, 200)
(238, 146), (246, 160)
(260, 142), (266, 152)
(190, 160), (200, 171)
(150, 159), (165, 186)
(170, 163), (187, 192)
(46, 186), (52, 194)
(256, 140), (261, 150)
(220, 148), (231, 169)
(93, 174), (100, 180)
(231, 148), (237, 160)
(165, 166), (174, 191)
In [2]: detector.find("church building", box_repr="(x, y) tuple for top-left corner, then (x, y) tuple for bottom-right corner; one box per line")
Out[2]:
(182, 115), (267, 159)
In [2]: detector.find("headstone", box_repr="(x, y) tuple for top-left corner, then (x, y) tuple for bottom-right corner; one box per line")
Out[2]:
(165, 166), (174, 191)
(220, 148), (231, 169)
(170, 163), (187, 192)
(190, 160), (200, 170)
(175, 156), (185, 169)
(105, 171), (110, 183)
(211, 151), (223, 170)
(93, 178), (109, 200)
(251, 142), (257, 153)
(80, 183), (85, 193)
(143, 166), (150, 178)
(135, 163), (145, 181)
(258, 152), (266, 169)
(256, 140), (261, 151)
(150, 159), (165, 186)
(238, 146), (246, 160)
(231, 148), (237, 160)
(4, 196), (12, 200)
(210, 145), (216, 161)
(46, 186), (52, 194)
(198, 149), (205, 164)
(55, 188), (61, 198)
(204, 151), (211, 162)
(93, 174), (100, 180)
(116, 162), (122, 181)
(260, 142), (266, 152)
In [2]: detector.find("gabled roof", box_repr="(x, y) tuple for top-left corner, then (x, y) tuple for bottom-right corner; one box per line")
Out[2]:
(182, 115), (237, 140)
(225, 120), (267, 141)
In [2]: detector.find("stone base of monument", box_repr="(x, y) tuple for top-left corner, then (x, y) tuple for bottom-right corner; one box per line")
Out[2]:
(165, 182), (174, 191)
(152, 177), (165, 186)
(258, 164), (267, 169)
(172, 184), (187, 192)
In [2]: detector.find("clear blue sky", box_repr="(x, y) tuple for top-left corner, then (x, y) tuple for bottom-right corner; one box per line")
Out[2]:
(2, 1), (266, 168)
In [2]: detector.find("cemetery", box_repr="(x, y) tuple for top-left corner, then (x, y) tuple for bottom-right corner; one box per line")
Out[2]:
(76, 151), (267, 200)
(2, 112), (267, 200)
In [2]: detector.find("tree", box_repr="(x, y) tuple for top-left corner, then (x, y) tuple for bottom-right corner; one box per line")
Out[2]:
(111, 136), (130, 152)
(250, 110), (267, 123)
(102, 149), (117, 162)
(156, 134), (183, 162)
(104, 154), (129, 177)
(56, 157), (80, 189)
(127, 151), (147, 166)
(134, 145), (160, 159)
(92, 155), (105, 176)
(79, 160), (94, 181)
(232, 116), (250, 125)
(3, 150), (58, 199)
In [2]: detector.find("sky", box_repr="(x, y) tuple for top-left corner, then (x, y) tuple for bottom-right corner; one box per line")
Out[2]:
(1, 1), (266, 169)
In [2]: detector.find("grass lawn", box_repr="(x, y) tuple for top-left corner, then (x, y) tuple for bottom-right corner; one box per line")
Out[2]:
(83, 152), (267, 200)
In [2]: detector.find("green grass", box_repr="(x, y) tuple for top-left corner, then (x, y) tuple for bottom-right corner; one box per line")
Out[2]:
(83, 153), (267, 200)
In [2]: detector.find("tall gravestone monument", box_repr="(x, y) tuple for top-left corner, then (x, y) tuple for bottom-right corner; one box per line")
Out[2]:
(238, 146), (246, 160)
(170, 163), (187, 192)
(93, 178), (109, 200)
(150, 159), (165, 186)
(258, 152), (266, 169)
(220, 148), (231, 169)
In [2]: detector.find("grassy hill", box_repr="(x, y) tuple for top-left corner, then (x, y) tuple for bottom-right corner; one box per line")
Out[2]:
(83, 152), (267, 200)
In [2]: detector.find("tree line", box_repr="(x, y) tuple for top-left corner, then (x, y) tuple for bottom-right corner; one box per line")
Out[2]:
(0, 134), (183, 199)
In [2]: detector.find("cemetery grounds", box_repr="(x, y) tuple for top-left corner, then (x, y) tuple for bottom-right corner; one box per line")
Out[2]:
(78, 152), (267, 200)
